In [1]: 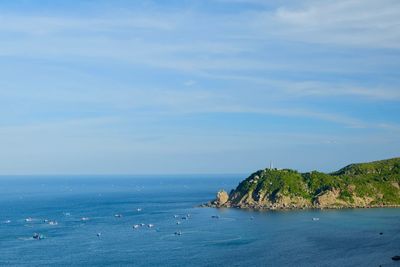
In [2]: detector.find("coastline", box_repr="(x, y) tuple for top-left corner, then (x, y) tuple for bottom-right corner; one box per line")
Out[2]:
(201, 202), (400, 211)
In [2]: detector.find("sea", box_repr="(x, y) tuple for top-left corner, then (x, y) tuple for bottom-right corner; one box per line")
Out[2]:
(0, 175), (399, 267)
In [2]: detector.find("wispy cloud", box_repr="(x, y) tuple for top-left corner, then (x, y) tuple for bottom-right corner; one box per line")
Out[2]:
(0, 14), (177, 34)
(262, 0), (400, 49)
(0, 0), (399, 174)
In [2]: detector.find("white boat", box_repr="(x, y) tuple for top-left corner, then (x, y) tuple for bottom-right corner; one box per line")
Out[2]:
(137, 208), (142, 212)
(147, 224), (154, 228)
(133, 224), (140, 229)
(174, 231), (182, 236)
(97, 232), (102, 237)
(176, 221), (181, 225)
(312, 217), (320, 221)
(48, 220), (58, 225)
(140, 223), (145, 227)
(4, 220), (11, 224)
(81, 217), (90, 221)
(114, 214), (122, 218)
(173, 215), (179, 218)
(25, 217), (33, 222)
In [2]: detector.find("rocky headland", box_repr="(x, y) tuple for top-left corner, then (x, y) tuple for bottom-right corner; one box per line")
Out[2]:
(206, 157), (400, 210)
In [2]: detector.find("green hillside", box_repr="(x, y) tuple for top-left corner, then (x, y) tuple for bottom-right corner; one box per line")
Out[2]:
(209, 157), (400, 209)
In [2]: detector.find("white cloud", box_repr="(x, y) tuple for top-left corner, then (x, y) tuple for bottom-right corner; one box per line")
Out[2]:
(183, 80), (196, 86)
(264, 0), (400, 48)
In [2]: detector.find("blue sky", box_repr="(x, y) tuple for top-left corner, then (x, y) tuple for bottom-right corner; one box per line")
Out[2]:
(0, 0), (399, 175)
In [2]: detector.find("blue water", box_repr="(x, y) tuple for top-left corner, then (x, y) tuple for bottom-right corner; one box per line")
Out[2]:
(0, 175), (399, 267)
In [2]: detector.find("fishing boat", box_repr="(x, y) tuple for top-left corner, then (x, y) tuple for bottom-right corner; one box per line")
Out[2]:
(33, 233), (44, 240)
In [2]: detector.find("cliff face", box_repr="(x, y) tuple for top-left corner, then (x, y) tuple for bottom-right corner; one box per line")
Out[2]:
(208, 157), (400, 209)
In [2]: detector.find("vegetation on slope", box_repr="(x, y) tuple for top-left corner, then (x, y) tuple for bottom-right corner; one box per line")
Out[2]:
(212, 157), (400, 209)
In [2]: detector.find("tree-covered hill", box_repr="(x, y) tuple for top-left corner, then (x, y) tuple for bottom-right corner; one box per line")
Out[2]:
(208, 157), (400, 209)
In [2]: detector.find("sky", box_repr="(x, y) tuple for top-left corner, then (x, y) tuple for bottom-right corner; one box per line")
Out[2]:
(0, 0), (399, 175)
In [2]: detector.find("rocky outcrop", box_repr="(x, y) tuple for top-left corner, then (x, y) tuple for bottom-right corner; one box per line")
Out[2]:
(216, 190), (229, 205)
(314, 189), (347, 208)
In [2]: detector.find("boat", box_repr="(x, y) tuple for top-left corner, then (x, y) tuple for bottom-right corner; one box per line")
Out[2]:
(174, 231), (182, 236)
(211, 215), (219, 219)
(176, 221), (181, 225)
(25, 217), (33, 222)
(137, 208), (142, 212)
(173, 215), (179, 218)
(97, 233), (102, 237)
(81, 217), (90, 221)
(140, 223), (145, 227)
(133, 224), (140, 229)
(114, 214), (122, 218)
(392, 255), (400, 261)
(4, 220), (11, 224)
(33, 233), (44, 240)
(312, 217), (320, 221)
(48, 220), (58, 225)
(147, 224), (154, 228)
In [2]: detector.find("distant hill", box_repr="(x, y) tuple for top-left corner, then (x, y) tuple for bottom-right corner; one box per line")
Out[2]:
(207, 158), (400, 209)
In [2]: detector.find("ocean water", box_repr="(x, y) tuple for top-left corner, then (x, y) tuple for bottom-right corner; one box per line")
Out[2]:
(0, 175), (399, 267)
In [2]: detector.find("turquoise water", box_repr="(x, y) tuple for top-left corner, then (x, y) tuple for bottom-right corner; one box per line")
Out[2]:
(0, 176), (399, 267)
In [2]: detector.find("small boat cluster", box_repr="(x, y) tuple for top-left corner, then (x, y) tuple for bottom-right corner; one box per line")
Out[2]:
(3, 212), (85, 241)
(131, 213), (192, 236)
(3, 209), (226, 241)
(132, 223), (154, 229)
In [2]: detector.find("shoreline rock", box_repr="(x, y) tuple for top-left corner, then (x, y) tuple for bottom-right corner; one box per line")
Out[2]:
(202, 201), (400, 210)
